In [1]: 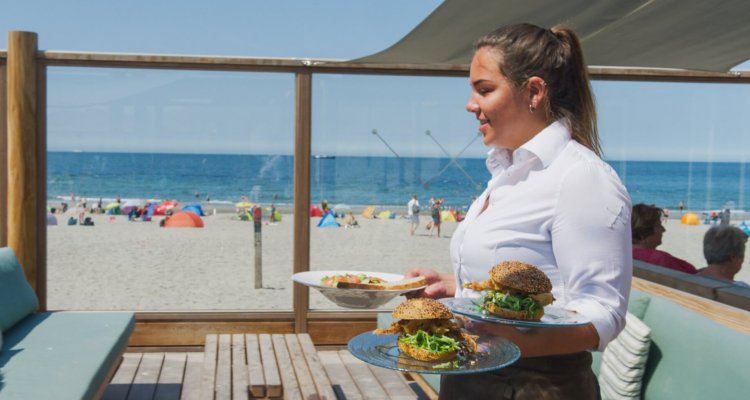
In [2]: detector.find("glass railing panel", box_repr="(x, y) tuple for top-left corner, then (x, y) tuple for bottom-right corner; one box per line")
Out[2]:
(46, 67), (295, 311)
(309, 74), (486, 310)
(596, 80), (750, 283)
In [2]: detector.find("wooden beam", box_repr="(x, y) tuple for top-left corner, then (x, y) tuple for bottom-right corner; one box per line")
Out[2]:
(0, 62), (7, 247)
(6, 31), (40, 294)
(293, 72), (312, 333)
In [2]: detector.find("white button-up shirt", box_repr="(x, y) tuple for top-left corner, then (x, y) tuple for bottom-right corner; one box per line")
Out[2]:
(450, 121), (632, 351)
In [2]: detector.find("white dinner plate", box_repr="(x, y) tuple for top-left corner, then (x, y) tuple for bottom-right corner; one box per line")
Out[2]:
(291, 270), (426, 309)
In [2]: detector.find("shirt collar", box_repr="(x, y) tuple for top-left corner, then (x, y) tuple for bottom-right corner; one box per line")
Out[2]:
(485, 119), (571, 176)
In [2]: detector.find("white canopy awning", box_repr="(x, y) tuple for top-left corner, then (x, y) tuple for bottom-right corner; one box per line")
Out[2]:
(354, 0), (750, 72)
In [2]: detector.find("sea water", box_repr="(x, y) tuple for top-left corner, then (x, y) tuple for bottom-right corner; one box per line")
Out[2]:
(48, 151), (750, 212)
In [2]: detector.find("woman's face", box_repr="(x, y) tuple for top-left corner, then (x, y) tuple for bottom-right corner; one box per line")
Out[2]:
(644, 221), (665, 248)
(466, 48), (529, 149)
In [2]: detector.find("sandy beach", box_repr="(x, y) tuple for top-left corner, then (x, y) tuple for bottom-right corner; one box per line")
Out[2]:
(46, 212), (750, 312)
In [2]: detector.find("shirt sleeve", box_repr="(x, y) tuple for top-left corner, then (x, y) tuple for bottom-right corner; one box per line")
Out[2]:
(551, 161), (632, 351)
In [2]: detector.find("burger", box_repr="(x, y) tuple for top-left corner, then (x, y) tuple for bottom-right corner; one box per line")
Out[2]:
(463, 261), (555, 321)
(375, 298), (477, 362)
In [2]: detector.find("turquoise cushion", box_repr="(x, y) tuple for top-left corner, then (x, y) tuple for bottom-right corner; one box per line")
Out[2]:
(0, 311), (135, 400)
(0, 248), (39, 331)
(640, 296), (750, 400)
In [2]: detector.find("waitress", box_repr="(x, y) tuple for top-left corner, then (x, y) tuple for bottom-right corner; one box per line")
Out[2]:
(406, 23), (632, 399)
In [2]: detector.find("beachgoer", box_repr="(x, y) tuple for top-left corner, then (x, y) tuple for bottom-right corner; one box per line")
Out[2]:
(97, 198), (103, 214)
(205, 193), (210, 202)
(428, 200), (441, 238)
(679, 200), (684, 215)
(269, 204), (276, 223)
(407, 194), (420, 236)
(720, 208), (731, 225)
(344, 212), (359, 228)
(404, 23), (631, 398)
(697, 225), (750, 287)
(632, 203), (697, 274)
(321, 199), (329, 214)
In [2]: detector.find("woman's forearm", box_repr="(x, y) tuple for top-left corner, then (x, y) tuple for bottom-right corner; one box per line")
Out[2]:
(467, 322), (600, 358)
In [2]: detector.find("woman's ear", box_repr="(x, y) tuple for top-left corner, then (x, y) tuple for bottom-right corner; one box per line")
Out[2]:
(526, 76), (548, 110)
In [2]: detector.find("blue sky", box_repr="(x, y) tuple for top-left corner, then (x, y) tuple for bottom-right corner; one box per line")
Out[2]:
(3, 1), (750, 161)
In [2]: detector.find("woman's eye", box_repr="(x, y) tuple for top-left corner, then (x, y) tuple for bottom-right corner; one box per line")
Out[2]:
(478, 88), (492, 95)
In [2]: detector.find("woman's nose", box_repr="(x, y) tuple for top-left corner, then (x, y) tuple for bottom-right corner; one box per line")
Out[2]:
(466, 99), (479, 113)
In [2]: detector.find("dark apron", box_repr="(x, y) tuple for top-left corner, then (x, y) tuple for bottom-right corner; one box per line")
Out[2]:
(439, 352), (600, 400)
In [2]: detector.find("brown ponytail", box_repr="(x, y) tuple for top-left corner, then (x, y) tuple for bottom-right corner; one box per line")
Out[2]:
(475, 24), (601, 157)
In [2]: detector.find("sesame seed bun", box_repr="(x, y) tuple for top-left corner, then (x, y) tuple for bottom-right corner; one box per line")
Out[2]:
(392, 298), (453, 320)
(489, 261), (552, 294)
(398, 338), (457, 361)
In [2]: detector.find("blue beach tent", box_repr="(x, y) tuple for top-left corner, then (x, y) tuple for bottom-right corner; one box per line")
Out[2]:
(317, 210), (340, 228)
(182, 203), (205, 216)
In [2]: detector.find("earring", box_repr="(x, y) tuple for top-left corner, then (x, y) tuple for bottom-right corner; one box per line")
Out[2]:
(529, 104), (536, 113)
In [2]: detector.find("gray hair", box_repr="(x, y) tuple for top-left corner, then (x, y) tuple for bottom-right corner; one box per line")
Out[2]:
(703, 225), (748, 264)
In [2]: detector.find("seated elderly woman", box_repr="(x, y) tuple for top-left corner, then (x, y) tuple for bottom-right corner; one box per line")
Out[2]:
(632, 203), (698, 274)
(697, 225), (750, 287)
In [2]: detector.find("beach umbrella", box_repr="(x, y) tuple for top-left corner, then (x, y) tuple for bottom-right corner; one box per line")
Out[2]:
(377, 210), (394, 219)
(440, 210), (456, 222)
(154, 200), (179, 215)
(182, 203), (205, 216)
(105, 202), (120, 210)
(235, 201), (254, 209)
(121, 199), (144, 215)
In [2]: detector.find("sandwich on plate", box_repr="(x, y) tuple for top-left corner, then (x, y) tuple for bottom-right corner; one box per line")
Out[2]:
(375, 298), (477, 361)
(463, 261), (555, 321)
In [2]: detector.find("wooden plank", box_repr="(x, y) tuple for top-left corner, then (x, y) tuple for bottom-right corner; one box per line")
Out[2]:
(406, 373), (439, 400)
(367, 364), (417, 400)
(259, 334), (282, 397)
(632, 278), (750, 334)
(297, 334), (337, 400)
(103, 353), (142, 400)
(130, 321), (294, 347)
(127, 352), (164, 400)
(231, 334), (249, 400)
(337, 350), (389, 400)
(181, 352), (204, 400)
(215, 334), (232, 400)
(154, 353), (187, 400)
(284, 334), (318, 399)
(245, 334), (266, 398)
(272, 333), (301, 400)
(200, 334), (218, 400)
(318, 351), (362, 400)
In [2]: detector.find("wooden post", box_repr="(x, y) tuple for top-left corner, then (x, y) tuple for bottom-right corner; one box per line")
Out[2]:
(293, 71), (312, 333)
(7, 31), (43, 301)
(0, 62), (7, 247)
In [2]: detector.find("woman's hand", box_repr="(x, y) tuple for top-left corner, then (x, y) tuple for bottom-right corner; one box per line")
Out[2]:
(403, 267), (455, 299)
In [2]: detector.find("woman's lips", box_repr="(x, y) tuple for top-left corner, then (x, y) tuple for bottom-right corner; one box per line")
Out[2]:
(478, 119), (489, 134)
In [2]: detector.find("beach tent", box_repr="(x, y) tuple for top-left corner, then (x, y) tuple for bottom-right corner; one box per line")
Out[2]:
(182, 203), (205, 216)
(46, 213), (57, 226)
(164, 211), (204, 228)
(154, 200), (179, 216)
(105, 202), (121, 215)
(310, 205), (323, 217)
(681, 212), (701, 225)
(274, 210), (282, 222)
(740, 221), (750, 235)
(441, 210), (457, 222)
(362, 205), (376, 219)
(235, 201), (254, 209)
(317, 210), (339, 228)
(146, 203), (157, 217)
(121, 199), (143, 216)
(377, 210), (395, 219)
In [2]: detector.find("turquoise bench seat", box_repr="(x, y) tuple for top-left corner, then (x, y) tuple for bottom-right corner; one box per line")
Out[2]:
(0, 247), (135, 399)
(0, 311), (134, 399)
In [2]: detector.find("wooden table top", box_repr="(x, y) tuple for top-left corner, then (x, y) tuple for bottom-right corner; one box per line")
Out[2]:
(201, 333), (418, 400)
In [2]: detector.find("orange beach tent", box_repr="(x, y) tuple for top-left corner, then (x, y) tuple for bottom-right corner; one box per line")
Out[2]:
(680, 212), (700, 225)
(164, 211), (204, 228)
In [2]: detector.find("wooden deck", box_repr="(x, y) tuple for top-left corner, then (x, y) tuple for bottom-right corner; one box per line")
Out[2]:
(102, 333), (432, 400)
